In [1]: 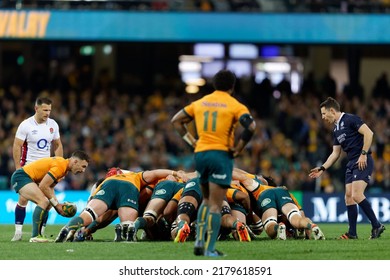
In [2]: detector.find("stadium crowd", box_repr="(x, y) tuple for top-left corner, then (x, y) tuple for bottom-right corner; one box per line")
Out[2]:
(1, 65), (389, 194)
(2, 0), (390, 13)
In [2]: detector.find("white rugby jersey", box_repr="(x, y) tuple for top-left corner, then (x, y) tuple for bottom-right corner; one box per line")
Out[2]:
(15, 116), (60, 166)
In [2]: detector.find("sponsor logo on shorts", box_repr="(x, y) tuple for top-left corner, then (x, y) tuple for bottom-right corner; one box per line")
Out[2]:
(212, 173), (227, 180)
(185, 181), (196, 188)
(127, 199), (137, 204)
(12, 182), (18, 189)
(261, 198), (271, 207)
(282, 196), (292, 201)
(96, 190), (105, 196)
(155, 189), (166, 195)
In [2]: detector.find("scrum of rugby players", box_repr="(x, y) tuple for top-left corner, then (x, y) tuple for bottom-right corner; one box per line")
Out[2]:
(232, 168), (325, 240)
(62, 165), (323, 243)
(55, 167), (190, 242)
(67, 168), (259, 243)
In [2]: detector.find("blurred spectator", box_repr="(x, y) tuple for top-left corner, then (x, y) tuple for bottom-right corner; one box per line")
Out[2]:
(1, 0), (389, 13)
(301, 71), (317, 98)
(320, 71), (337, 99)
(212, 0), (231, 11)
(197, 0), (214, 11)
(372, 72), (390, 100)
(275, 74), (292, 96)
(252, 74), (274, 118)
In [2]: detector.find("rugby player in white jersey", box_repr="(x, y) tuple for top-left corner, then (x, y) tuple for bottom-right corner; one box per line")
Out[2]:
(11, 97), (63, 241)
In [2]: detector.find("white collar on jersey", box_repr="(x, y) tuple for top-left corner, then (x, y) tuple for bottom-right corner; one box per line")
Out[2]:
(335, 112), (345, 130)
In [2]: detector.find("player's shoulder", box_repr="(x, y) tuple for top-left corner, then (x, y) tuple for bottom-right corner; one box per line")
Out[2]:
(47, 118), (60, 126)
(343, 112), (359, 120)
(18, 116), (35, 127)
(226, 94), (248, 107)
(49, 156), (66, 163)
(50, 157), (69, 171)
(53, 156), (66, 161)
(15, 117), (34, 135)
(342, 113), (363, 124)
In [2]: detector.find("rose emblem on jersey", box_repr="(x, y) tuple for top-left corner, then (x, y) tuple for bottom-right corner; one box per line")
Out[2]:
(50, 127), (54, 134)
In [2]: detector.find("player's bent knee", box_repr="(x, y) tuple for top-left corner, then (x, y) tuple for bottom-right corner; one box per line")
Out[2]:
(287, 209), (300, 221)
(263, 217), (278, 232)
(178, 202), (196, 218)
(18, 196), (28, 205)
(143, 210), (158, 225)
(37, 198), (50, 210)
(221, 205), (231, 216)
(83, 207), (98, 222)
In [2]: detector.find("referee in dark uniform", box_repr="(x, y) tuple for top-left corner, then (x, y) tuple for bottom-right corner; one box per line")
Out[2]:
(309, 97), (385, 239)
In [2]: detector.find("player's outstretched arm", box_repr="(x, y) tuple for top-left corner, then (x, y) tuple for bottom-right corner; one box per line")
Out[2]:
(308, 145), (341, 178)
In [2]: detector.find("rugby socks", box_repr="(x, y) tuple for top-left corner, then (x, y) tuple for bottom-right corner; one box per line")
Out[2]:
(67, 216), (84, 231)
(134, 217), (147, 231)
(15, 204), (26, 229)
(347, 204), (358, 236)
(358, 199), (381, 228)
(195, 203), (209, 244)
(40, 211), (49, 235)
(15, 224), (23, 234)
(86, 220), (99, 233)
(205, 212), (221, 252)
(32, 206), (47, 237)
(177, 219), (186, 230)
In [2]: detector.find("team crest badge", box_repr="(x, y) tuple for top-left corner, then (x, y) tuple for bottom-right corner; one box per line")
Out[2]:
(185, 181), (196, 188)
(96, 190), (105, 196)
(261, 198), (271, 207)
(50, 128), (54, 134)
(155, 189), (167, 195)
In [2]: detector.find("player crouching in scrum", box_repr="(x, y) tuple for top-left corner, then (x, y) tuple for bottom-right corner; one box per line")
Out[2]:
(55, 169), (187, 242)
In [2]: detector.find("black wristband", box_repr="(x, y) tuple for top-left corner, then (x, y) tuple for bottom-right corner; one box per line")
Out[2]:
(319, 166), (326, 171)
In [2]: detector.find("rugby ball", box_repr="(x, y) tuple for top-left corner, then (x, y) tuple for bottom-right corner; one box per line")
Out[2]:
(62, 201), (77, 217)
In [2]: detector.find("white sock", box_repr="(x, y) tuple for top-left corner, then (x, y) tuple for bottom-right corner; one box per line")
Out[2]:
(15, 224), (23, 233)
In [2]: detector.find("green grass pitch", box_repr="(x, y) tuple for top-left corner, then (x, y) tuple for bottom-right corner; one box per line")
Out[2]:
(0, 224), (388, 260)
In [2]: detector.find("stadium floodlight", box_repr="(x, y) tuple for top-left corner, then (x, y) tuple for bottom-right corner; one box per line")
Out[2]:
(201, 60), (224, 78)
(226, 60), (252, 78)
(185, 84), (199, 94)
(179, 55), (213, 63)
(179, 61), (202, 72)
(229, 44), (258, 59)
(194, 43), (224, 58)
(256, 61), (291, 73)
